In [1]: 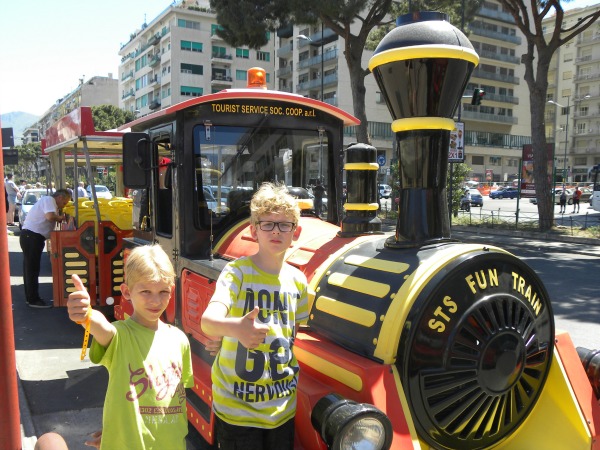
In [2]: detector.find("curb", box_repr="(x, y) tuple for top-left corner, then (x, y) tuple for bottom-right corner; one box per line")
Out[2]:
(18, 372), (37, 450)
(451, 224), (600, 246)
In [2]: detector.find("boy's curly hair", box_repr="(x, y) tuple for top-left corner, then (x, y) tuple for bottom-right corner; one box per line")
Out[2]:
(250, 182), (300, 225)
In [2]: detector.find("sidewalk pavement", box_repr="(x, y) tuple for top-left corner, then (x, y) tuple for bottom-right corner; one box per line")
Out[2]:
(16, 224), (600, 449)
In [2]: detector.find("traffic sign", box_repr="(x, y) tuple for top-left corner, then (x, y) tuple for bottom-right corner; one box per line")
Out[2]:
(377, 154), (386, 166)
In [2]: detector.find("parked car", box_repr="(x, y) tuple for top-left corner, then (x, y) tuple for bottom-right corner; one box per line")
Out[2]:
(465, 188), (483, 207)
(86, 184), (113, 199)
(378, 184), (392, 199)
(489, 187), (519, 199)
(579, 187), (593, 203)
(17, 188), (51, 229)
(529, 188), (574, 205)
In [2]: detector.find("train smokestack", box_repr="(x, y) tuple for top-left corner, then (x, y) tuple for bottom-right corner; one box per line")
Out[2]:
(368, 11), (479, 247)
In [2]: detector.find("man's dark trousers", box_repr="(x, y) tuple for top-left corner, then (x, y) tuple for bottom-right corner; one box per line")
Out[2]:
(19, 229), (46, 304)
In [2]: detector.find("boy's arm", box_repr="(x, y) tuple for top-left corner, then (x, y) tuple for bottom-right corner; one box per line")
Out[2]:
(67, 274), (116, 347)
(201, 303), (269, 350)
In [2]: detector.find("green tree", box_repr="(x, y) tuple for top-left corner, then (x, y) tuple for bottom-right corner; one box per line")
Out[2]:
(210, 0), (482, 144)
(448, 163), (472, 215)
(91, 105), (135, 131)
(3, 142), (43, 182)
(494, 1), (600, 231)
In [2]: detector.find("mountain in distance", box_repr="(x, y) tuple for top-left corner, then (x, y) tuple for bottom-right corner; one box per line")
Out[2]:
(1, 111), (40, 145)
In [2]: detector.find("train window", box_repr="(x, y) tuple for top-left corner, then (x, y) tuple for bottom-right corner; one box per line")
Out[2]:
(192, 124), (330, 228)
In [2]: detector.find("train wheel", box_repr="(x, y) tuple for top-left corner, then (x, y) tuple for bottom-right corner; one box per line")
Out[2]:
(397, 251), (554, 450)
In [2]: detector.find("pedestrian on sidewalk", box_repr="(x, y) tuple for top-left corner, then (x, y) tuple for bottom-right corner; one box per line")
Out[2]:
(67, 244), (194, 450)
(19, 189), (71, 308)
(573, 187), (581, 214)
(559, 190), (567, 214)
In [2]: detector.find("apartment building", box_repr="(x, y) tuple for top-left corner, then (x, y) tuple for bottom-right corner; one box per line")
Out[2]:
(117, 0), (275, 116)
(31, 74), (119, 142)
(274, 1), (535, 184)
(544, 3), (600, 183)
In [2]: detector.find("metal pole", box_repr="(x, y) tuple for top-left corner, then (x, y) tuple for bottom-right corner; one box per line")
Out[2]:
(563, 97), (569, 189)
(0, 122), (22, 449)
(320, 22), (324, 101)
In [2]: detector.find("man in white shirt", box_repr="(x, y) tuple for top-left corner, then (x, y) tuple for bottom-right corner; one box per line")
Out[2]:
(19, 189), (71, 308)
(77, 181), (87, 199)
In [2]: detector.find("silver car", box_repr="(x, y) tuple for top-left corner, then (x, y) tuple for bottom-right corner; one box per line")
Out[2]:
(17, 189), (52, 229)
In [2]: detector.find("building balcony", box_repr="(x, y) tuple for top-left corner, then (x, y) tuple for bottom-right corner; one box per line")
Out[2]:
(278, 84), (293, 93)
(149, 75), (160, 85)
(148, 54), (161, 67)
(277, 66), (292, 78)
(148, 33), (161, 46)
(121, 70), (133, 81)
(574, 72), (600, 82)
(478, 50), (520, 65)
(297, 27), (338, 49)
(483, 92), (519, 104)
(296, 72), (338, 92)
(470, 25), (522, 45)
(212, 52), (232, 62)
(471, 69), (520, 84)
(277, 42), (293, 58)
(122, 90), (134, 100)
(575, 54), (600, 65)
(149, 99), (161, 110)
(575, 127), (600, 137)
(277, 24), (293, 39)
(478, 7), (515, 23)
(211, 74), (233, 85)
(577, 33), (600, 46)
(461, 109), (518, 124)
(298, 49), (338, 70)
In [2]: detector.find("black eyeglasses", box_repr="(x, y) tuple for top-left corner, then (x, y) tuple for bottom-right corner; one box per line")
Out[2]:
(257, 221), (296, 232)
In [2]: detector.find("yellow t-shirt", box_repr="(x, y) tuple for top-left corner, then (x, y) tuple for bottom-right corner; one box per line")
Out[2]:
(209, 256), (309, 428)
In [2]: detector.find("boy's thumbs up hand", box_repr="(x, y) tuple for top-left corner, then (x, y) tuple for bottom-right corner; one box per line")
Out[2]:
(238, 306), (269, 350)
(68, 274), (91, 325)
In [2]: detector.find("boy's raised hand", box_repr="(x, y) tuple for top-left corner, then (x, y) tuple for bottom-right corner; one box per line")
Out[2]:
(238, 306), (269, 350)
(67, 274), (91, 325)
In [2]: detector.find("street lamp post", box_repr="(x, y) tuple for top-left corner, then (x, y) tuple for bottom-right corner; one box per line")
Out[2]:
(548, 94), (591, 187)
(298, 24), (326, 184)
(297, 23), (324, 101)
(548, 97), (570, 189)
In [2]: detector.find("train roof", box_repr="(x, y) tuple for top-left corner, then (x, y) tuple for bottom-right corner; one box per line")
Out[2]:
(118, 88), (361, 131)
(42, 107), (124, 164)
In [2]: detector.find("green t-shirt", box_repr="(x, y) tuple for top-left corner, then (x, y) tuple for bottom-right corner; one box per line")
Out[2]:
(90, 318), (193, 450)
(209, 256), (309, 428)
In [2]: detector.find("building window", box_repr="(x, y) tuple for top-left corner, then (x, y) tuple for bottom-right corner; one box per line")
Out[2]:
(236, 48), (250, 59)
(257, 50), (270, 62)
(178, 19), (200, 30)
(181, 86), (203, 97)
(236, 70), (247, 81)
(211, 24), (224, 36)
(181, 63), (203, 75)
(375, 92), (385, 104)
(181, 40), (203, 52)
(212, 45), (227, 58)
(472, 156), (484, 165)
(489, 156), (501, 166)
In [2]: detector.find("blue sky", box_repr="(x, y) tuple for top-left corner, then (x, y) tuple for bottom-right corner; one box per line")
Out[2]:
(0, 0), (598, 116)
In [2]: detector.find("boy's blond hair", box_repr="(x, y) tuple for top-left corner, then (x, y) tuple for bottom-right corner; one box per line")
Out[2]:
(250, 182), (300, 225)
(124, 244), (175, 289)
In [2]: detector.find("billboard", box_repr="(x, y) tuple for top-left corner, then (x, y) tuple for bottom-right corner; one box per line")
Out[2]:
(448, 122), (464, 163)
(520, 144), (554, 198)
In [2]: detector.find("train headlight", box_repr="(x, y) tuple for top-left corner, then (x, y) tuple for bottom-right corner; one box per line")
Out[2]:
(311, 393), (392, 450)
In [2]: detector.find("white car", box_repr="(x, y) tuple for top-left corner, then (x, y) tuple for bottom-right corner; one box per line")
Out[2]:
(86, 185), (113, 199)
(17, 188), (52, 229)
(378, 184), (392, 199)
